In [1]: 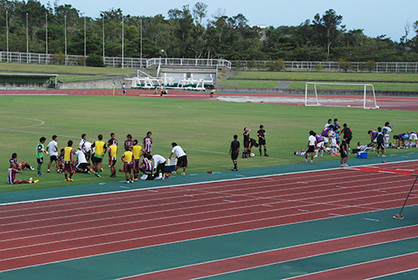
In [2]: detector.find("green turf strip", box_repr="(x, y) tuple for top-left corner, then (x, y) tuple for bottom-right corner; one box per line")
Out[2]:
(1, 152), (417, 205)
(1, 206), (417, 280)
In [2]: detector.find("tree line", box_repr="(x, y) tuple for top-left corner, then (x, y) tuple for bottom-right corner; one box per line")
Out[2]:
(0, 0), (417, 64)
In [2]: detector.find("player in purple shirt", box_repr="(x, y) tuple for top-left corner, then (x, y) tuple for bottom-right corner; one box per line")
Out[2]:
(368, 130), (378, 150)
(321, 126), (331, 148)
(393, 133), (409, 148)
(143, 131), (153, 155)
(314, 133), (325, 158)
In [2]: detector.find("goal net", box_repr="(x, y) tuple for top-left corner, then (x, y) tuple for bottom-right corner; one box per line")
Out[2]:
(304, 82), (379, 109)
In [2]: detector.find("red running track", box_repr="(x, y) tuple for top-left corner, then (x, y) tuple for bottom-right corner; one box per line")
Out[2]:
(1, 161), (418, 273)
(1, 88), (418, 111)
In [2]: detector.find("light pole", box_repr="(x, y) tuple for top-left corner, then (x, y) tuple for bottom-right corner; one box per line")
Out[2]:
(140, 19), (143, 68)
(64, 15), (67, 65)
(6, 10), (9, 62)
(102, 14), (105, 65)
(84, 16), (87, 59)
(46, 13), (48, 64)
(26, 12), (29, 63)
(121, 17), (124, 68)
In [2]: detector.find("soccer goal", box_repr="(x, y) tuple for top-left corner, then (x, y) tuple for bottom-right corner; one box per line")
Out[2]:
(304, 82), (379, 109)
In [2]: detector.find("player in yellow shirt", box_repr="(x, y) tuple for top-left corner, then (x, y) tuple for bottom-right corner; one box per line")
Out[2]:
(64, 140), (76, 182)
(132, 139), (145, 180)
(108, 140), (118, 178)
(91, 134), (106, 177)
(121, 146), (134, 183)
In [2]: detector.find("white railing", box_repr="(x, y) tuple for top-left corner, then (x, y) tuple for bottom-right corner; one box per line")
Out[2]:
(0, 51), (416, 73)
(146, 58), (232, 69)
(232, 60), (418, 73)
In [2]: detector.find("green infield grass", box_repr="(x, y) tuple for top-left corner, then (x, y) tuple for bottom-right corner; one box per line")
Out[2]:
(0, 95), (416, 193)
(220, 71), (418, 92)
(217, 80), (279, 88)
(217, 79), (418, 92)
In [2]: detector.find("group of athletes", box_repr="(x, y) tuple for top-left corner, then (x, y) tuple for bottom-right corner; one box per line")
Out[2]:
(8, 120), (417, 184)
(229, 125), (269, 171)
(8, 132), (189, 185)
(301, 118), (353, 167)
(368, 123), (417, 152)
(302, 119), (417, 167)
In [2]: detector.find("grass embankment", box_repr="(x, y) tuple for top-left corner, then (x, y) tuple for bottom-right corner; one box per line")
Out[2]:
(0, 62), (135, 82)
(218, 71), (418, 92)
(0, 95), (416, 193)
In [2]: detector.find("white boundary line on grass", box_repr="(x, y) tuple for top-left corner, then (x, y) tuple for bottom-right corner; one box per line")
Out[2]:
(0, 116), (45, 130)
(1, 158), (418, 207)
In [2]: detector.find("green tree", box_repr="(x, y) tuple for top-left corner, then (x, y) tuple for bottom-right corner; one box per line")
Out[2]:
(312, 9), (343, 58)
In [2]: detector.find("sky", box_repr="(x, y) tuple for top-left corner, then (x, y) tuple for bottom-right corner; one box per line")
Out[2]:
(38, 0), (418, 42)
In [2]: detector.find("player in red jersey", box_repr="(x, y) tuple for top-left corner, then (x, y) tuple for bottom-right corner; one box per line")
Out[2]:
(7, 167), (38, 184)
(143, 131), (153, 155)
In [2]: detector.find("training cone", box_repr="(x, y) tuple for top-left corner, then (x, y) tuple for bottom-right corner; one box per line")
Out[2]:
(382, 161), (387, 163)
(207, 170), (212, 173)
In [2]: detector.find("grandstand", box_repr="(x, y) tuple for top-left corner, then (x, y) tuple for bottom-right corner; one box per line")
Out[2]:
(127, 58), (231, 91)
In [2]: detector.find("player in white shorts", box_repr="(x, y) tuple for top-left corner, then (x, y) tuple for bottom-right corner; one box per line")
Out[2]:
(408, 131), (417, 147)
(328, 127), (338, 155)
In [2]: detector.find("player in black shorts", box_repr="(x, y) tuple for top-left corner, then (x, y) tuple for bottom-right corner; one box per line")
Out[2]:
(230, 135), (240, 171)
(341, 123), (353, 151)
(242, 127), (250, 158)
(376, 127), (386, 157)
(257, 125), (269, 156)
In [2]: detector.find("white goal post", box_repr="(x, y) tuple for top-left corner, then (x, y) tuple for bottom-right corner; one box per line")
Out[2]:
(304, 82), (379, 109)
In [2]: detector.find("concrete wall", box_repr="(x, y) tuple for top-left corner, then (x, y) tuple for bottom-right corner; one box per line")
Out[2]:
(59, 77), (129, 89)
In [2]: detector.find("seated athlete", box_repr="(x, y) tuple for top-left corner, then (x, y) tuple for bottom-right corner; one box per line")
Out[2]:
(140, 154), (154, 179)
(356, 142), (368, 151)
(9, 153), (34, 172)
(8, 167), (38, 184)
